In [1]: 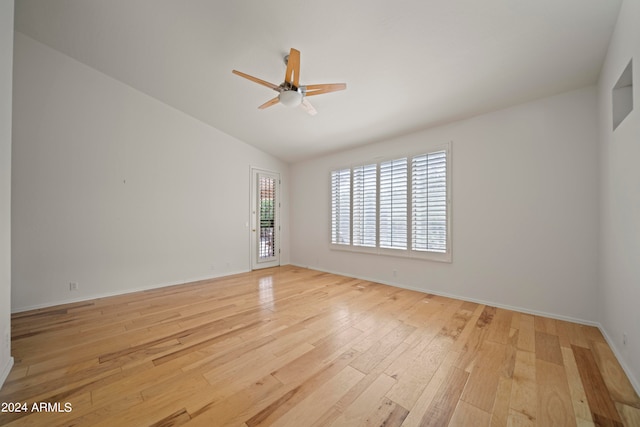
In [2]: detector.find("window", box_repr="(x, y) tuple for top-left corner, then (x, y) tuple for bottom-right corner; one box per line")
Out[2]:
(352, 164), (377, 247)
(379, 158), (408, 249)
(412, 151), (447, 253)
(331, 168), (351, 245)
(330, 143), (451, 262)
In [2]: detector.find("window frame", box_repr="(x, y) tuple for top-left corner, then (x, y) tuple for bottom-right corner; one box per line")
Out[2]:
(329, 142), (452, 263)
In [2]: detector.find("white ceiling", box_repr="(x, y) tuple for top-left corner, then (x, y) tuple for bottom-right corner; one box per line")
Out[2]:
(14, 0), (622, 163)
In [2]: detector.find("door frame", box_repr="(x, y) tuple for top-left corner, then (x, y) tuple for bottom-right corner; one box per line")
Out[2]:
(250, 167), (281, 270)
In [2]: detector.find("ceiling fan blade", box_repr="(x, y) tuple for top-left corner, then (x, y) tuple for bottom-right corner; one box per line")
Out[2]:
(258, 97), (280, 109)
(300, 98), (318, 116)
(284, 48), (301, 87)
(304, 83), (347, 97)
(232, 70), (280, 91)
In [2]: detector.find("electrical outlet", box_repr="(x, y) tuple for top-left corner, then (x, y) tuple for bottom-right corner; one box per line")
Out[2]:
(392, 270), (397, 278)
(69, 282), (78, 291)
(623, 332), (628, 346)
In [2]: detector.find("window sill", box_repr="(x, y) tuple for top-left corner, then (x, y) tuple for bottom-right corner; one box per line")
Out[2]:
(330, 244), (451, 263)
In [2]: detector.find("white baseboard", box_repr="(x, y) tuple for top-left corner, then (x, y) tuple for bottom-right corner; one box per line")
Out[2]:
(0, 356), (14, 390)
(598, 325), (640, 397)
(11, 269), (250, 313)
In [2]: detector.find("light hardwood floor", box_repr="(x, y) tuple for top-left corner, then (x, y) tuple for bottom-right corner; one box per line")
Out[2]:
(1, 266), (639, 426)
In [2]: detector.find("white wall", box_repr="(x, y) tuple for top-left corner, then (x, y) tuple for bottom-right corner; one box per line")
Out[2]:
(291, 87), (599, 323)
(11, 33), (289, 311)
(597, 0), (640, 392)
(0, 0), (14, 389)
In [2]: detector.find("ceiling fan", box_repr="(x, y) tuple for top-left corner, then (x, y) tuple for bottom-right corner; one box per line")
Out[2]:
(232, 48), (346, 116)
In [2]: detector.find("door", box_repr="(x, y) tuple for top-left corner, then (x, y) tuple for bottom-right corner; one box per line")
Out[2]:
(251, 168), (280, 269)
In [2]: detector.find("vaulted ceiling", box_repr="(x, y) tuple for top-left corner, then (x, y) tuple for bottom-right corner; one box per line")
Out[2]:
(14, 0), (622, 162)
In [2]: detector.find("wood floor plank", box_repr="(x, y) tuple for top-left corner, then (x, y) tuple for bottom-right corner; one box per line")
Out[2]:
(203, 342), (314, 395)
(486, 307), (513, 345)
(491, 375), (513, 427)
(404, 296), (446, 328)
(563, 323), (590, 349)
(384, 317), (446, 380)
(326, 373), (396, 427)
(398, 350), (459, 426)
(615, 402), (640, 427)
(180, 374), (284, 427)
(449, 303), (485, 354)
(508, 350), (537, 425)
(453, 305), (495, 373)
(359, 397), (409, 427)
(439, 305), (476, 342)
(583, 326), (607, 344)
(313, 338), (411, 426)
(351, 318), (402, 354)
(244, 349), (360, 427)
(349, 323), (415, 374)
(56, 391), (145, 427)
(419, 366), (469, 427)
(507, 408), (535, 427)
(535, 330), (563, 365)
(534, 315), (558, 335)
(536, 358), (577, 427)
(590, 340), (640, 409)
(385, 332), (452, 410)
(561, 346), (595, 424)
(489, 326), (518, 427)
(460, 340), (508, 412)
(271, 327), (363, 385)
(2, 266), (637, 427)
(449, 400), (491, 427)
(572, 344), (624, 427)
(149, 408), (191, 427)
(516, 314), (536, 353)
(269, 365), (364, 427)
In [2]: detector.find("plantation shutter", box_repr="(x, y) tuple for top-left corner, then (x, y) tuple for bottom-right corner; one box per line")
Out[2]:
(331, 168), (351, 245)
(412, 150), (447, 252)
(352, 164), (377, 247)
(379, 158), (408, 249)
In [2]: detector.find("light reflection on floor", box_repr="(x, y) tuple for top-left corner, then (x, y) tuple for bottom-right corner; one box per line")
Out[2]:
(258, 275), (275, 310)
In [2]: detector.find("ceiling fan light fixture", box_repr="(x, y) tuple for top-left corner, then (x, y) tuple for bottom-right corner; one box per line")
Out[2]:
(279, 90), (303, 107)
(233, 48), (346, 115)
